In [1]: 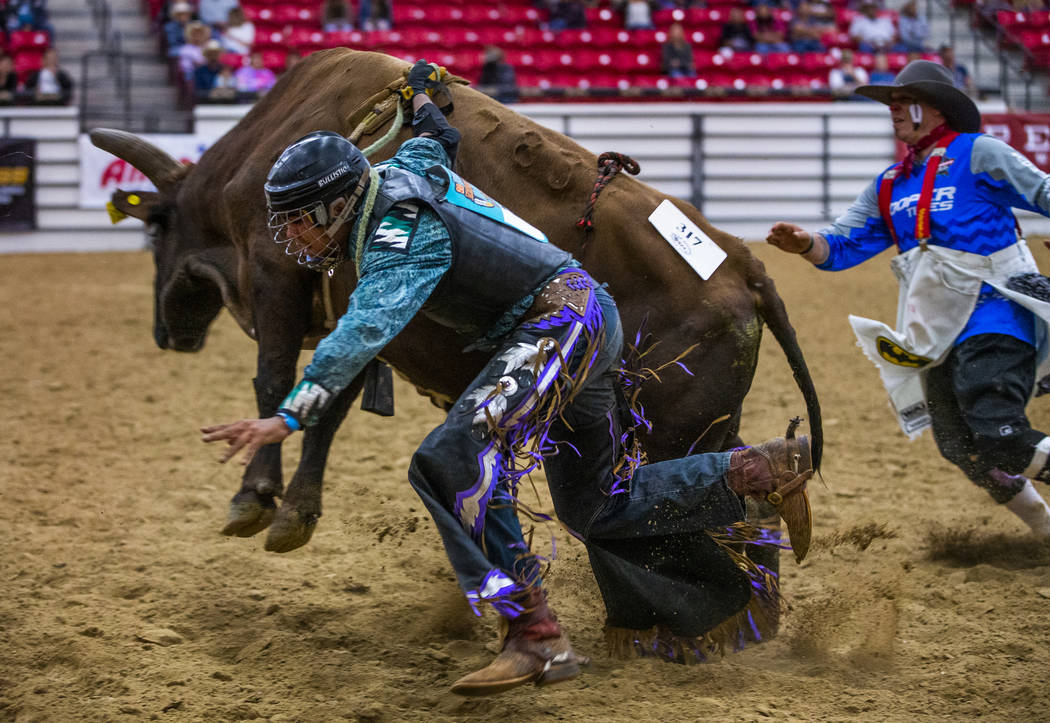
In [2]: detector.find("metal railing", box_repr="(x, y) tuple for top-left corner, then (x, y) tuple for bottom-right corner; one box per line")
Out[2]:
(934, 0), (1046, 109)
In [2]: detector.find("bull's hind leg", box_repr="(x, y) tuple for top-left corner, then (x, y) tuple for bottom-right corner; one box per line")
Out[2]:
(265, 375), (363, 552)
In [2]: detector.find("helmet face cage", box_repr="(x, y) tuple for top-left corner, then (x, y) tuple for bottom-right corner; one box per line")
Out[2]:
(267, 200), (345, 271)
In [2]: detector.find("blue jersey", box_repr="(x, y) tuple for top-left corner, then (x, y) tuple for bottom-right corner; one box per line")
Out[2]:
(817, 133), (1050, 346)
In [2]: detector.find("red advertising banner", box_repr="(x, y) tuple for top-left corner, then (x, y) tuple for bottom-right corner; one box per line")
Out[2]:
(981, 113), (1050, 172)
(893, 113), (1050, 172)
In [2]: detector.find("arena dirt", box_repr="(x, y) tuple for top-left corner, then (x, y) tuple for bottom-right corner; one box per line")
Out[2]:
(3, 243), (1050, 722)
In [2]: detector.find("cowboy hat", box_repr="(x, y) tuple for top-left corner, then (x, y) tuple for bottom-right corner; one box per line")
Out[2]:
(855, 59), (981, 133)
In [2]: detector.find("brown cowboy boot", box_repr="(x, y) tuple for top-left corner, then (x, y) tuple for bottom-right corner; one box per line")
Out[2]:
(727, 431), (814, 563)
(450, 588), (587, 697)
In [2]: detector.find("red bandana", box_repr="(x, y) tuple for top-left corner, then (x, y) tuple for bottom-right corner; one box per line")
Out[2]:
(900, 122), (952, 178)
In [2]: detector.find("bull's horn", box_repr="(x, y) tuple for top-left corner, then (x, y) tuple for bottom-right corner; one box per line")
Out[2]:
(89, 127), (185, 193)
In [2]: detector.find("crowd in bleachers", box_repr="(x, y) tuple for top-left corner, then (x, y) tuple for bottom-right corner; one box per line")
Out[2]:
(148, 0), (1047, 105)
(0, 1), (73, 105)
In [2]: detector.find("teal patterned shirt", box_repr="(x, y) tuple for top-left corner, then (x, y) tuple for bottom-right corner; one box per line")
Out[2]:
(302, 137), (454, 399)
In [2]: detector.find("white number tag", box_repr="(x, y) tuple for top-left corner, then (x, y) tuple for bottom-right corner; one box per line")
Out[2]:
(648, 200), (726, 281)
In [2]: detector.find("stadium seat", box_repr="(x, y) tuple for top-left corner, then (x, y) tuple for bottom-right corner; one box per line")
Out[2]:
(253, 29), (287, 52)
(286, 28), (325, 54)
(220, 52), (245, 69)
(260, 49), (287, 71)
(323, 30), (365, 49)
(8, 30), (48, 53)
(14, 50), (42, 81)
(584, 6), (620, 26)
(392, 4), (427, 24)
(241, 5), (273, 23)
(688, 28), (718, 49)
(273, 4), (319, 27)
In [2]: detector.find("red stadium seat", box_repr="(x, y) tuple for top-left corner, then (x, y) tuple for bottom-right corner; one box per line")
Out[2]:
(8, 30), (48, 53)
(425, 6), (467, 23)
(392, 4), (426, 24)
(887, 51), (909, 70)
(273, 4), (319, 27)
(725, 52), (764, 73)
(220, 52), (244, 69)
(996, 10), (1029, 30)
(260, 49), (287, 71)
(505, 49), (538, 71)
(252, 29), (287, 51)
(687, 28), (717, 49)
(653, 8), (679, 26)
(801, 51), (836, 72)
(14, 50), (42, 79)
(629, 50), (659, 74)
(584, 6), (620, 26)
(464, 6), (502, 25)
(573, 49), (605, 72)
(286, 28), (325, 54)
(323, 30), (365, 49)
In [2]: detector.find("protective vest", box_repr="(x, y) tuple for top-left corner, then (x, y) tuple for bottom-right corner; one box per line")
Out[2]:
(369, 163), (574, 335)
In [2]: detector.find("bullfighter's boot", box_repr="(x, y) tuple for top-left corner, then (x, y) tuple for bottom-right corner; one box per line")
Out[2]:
(727, 432), (814, 562)
(450, 588), (587, 697)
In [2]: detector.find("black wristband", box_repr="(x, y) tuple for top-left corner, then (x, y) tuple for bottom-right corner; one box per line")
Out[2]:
(800, 235), (814, 255)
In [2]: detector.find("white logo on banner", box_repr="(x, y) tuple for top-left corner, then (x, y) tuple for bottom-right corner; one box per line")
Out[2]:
(78, 134), (214, 209)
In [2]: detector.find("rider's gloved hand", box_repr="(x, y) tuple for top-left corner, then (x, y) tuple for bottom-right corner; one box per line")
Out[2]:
(405, 59), (439, 99)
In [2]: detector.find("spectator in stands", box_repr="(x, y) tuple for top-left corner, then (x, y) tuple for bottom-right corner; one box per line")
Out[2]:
(623, 0), (656, 30)
(896, 0), (929, 53)
(789, 2), (830, 53)
(164, 2), (195, 57)
(24, 47), (73, 105)
(661, 22), (696, 77)
(5, 0), (53, 39)
(939, 44), (977, 97)
(236, 51), (278, 95)
(285, 50), (303, 72)
(547, 0), (588, 31)
(478, 46), (519, 103)
(323, 0), (355, 32)
(178, 21), (212, 80)
(750, 4), (791, 53)
(869, 50), (895, 84)
(719, 7), (755, 53)
(828, 48), (869, 98)
(198, 0), (239, 29)
(212, 64), (238, 99)
(193, 39), (228, 97)
(0, 54), (19, 104)
(848, 0), (898, 53)
(358, 0), (393, 31)
(221, 6), (255, 56)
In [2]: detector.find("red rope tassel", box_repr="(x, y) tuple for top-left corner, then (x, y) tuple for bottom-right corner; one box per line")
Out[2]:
(576, 152), (640, 233)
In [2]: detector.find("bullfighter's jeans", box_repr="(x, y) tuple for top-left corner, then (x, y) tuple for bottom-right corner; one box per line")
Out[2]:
(407, 280), (745, 618)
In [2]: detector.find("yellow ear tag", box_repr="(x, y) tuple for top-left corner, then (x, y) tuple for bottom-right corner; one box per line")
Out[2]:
(106, 200), (128, 224)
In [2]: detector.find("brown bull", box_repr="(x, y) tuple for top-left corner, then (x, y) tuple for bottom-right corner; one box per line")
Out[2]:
(90, 49), (821, 575)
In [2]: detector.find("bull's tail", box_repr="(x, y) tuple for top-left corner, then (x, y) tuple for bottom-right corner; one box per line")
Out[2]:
(749, 261), (823, 471)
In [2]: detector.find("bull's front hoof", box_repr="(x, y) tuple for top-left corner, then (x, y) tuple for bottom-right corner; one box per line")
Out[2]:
(263, 505), (319, 553)
(222, 491), (277, 538)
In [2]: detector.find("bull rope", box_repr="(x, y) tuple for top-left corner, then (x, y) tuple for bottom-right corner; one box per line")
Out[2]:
(576, 152), (640, 240)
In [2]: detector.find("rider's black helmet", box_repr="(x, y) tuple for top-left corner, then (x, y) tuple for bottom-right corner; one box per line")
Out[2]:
(264, 131), (372, 271)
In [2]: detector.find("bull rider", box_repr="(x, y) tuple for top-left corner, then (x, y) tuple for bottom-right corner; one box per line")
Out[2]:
(204, 59), (815, 696)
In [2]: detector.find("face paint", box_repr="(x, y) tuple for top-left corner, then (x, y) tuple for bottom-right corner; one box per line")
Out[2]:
(909, 103), (923, 129)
